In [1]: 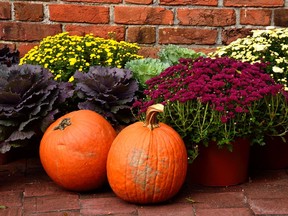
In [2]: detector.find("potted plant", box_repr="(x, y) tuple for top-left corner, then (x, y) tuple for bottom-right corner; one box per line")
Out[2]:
(210, 27), (288, 169)
(133, 56), (287, 186)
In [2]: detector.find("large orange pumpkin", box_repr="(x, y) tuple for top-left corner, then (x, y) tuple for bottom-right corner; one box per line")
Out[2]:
(40, 109), (116, 191)
(107, 104), (187, 204)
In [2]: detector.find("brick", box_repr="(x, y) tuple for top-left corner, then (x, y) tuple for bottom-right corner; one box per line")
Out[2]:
(63, 0), (121, 2)
(0, 190), (23, 207)
(243, 182), (288, 199)
(159, 28), (217, 45)
(249, 198), (288, 215)
(160, 0), (217, 6)
(177, 9), (236, 26)
(17, 42), (39, 58)
(23, 194), (79, 214)
(0, 2), (11, 20)
(65, 25), (125, 41)
(114, 6), (173, 25)
(224, 0), (284, 7)
(14, 2), (43, 22)
(127, 26), (156, 44)
(0, 207), (22, 216)
(195, 208), (252, 216)
(0, 22), (62, 42)
(24, 182), (74, 197)
(274, 9), (288, 27)
(49, 4), (109, 24)
(80, 197), (137, 215)
(192, 192), (247, 209)
(125, 0), (153, 4)
(240, 9), (271, 26)
(138, 46), (159, 58)
(221, 28), (253, 45)
(138, 203), (195, 216)
(193, 47), (216, 55)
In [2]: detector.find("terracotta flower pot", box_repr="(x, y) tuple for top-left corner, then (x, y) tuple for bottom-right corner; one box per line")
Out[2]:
(250, 135), (288, 170)
(187, 138), (251, 186)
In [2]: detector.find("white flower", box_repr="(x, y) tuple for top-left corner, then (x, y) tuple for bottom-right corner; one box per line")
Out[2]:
(272, 66), (284, 73)
(253, 44), (267, 51)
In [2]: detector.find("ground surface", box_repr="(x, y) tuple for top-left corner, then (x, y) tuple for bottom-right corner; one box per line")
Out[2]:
(0, 158), (288, 216)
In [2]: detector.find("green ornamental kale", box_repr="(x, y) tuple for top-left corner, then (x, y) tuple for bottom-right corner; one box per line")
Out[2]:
(0, 64), (73, 153)
(73, 66), (139, 126)
(125, 58), (170, 89)
(158, 44), (206, 65)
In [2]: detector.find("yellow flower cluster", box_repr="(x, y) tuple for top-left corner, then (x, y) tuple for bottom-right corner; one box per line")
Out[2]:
(210, 28), (288, 89)
(20, 32), (143, 82)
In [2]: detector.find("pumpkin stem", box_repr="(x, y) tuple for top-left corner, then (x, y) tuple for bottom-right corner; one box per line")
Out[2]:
(54, 118), (71, 131)
(144, 104), (164, 130)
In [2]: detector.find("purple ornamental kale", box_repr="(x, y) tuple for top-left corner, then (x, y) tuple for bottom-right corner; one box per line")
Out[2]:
(74, 66), (139, 126)
(0, 64), (73, 153)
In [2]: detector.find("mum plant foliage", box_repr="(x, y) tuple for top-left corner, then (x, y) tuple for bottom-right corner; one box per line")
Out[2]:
(19, 32), (143, 82)
(210, 27), (288, 89)
(73, 66), (138, 126)
(133, 57), (288, 160)
(0, 64), (73, 153)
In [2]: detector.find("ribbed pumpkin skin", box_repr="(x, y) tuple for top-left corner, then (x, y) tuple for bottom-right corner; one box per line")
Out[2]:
(107, 122), (187, 204)
(40, 110), (116, 191)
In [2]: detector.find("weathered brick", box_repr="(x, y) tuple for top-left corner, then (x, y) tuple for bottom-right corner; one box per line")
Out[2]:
(274, 9), (288, 27)
(138, 46), (159, 58)
(160, 0), (217, 6)
(221, 28), (253, 45)
(127, 26), (156, 44)
(0, 43), (16, 50)
(159, 28), (217, 45)
(177, 8), (236, 26)
(49, 4), (109, 24)
(0, 22), (62, 42)
(0, 2), (11, 20)
(240, 9), (271, 26)
(65, 25), (125, 40)
(14, 2), (43, 22)
(17, 42), (39, 58)
(114, 6), (173, 25)
(125, 0), (153, 4)
(80, 197), (137, 215)
(224, 0), (284, 7)
(24, 194), (79, 214)
(63, 0), (121, 2)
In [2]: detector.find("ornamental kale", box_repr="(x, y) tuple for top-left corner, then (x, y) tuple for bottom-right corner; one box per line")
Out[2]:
(73, 66), (139, 126)
(133, 57), (288, 160)
(158, 44), (205, 65)
(125, 58), (170, 89)
(0, 64), (73, 153)
(0, 46), (19, 67)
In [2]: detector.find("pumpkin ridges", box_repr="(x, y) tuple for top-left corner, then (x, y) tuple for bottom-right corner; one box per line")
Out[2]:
(107, 122), (187, 203)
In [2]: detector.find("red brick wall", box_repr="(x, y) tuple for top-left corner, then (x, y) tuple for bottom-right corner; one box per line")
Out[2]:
(0, 0), (287, 58)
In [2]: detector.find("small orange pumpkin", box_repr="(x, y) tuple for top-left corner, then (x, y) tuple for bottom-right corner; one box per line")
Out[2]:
(40, 109), (116, 191)
(107, 104), (187, 204)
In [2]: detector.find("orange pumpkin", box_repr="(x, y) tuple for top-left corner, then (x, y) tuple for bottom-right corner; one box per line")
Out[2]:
(40, 109), (116, 191)
(107, 104), (187, 204)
